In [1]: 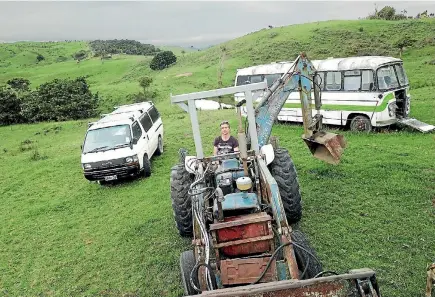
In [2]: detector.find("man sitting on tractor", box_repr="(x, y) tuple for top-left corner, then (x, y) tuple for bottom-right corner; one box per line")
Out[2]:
(213, 120), (239, 155)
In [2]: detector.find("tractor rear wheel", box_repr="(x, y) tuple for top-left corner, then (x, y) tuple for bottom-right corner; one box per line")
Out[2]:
(291, 229), (323, 279)
(269, 147), (302, 224)
(170, 163), (194, 237)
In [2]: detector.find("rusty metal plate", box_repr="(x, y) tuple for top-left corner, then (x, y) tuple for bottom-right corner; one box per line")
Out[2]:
(211, 212), (273, 257)
(220, 257), (277, 286)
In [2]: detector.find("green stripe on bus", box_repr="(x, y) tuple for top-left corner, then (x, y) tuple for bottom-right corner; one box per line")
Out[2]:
(283, 93), (394, 113)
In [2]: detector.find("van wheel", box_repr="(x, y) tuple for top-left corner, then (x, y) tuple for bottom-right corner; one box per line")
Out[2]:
(155, 135), (163, 156)
(142, 154), (151, 177)
(350, 115), (372, 132)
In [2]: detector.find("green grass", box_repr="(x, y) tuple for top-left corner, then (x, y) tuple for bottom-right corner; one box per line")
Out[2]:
(1, 18), (435, 297)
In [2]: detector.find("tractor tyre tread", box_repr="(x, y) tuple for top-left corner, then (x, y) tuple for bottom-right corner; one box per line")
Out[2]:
(269, 147), (302, 224)
(291, 229), (323, 279)
(170, 163), (194, 237)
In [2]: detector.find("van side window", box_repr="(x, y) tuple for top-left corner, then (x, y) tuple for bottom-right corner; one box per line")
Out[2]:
(344, 70), (361, 91)
(325, 71), (341, 91)
(148, 106), (160, 123)
(132, 121), (142, 140)
(139, 113), (153, 132)
(361, 70), (375, 91)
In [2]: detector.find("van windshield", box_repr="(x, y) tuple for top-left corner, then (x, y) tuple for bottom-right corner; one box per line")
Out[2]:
(83, 124), (132, 154)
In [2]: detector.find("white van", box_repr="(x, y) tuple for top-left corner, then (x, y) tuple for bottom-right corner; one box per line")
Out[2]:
(234, 56), (435, 132)
(80, 101), (164, 183)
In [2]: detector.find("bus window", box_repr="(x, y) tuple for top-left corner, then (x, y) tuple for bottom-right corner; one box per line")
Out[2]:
(394, 64), (409, 87)
(361, 70), (375, 91)
(265, 73), (282, 87)
(344, 70), (361, 91)
(236, 75), (250, 86)
(250, 75), (263, 84)
(377, 65), (399, 90)
(325, 71), (341, 91)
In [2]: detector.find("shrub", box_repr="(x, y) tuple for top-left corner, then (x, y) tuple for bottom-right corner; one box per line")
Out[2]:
(150, 51), (177, 70)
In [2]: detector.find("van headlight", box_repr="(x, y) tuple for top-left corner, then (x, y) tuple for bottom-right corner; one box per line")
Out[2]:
(83, 163), (91, 169)
(125, 155), (139, 163)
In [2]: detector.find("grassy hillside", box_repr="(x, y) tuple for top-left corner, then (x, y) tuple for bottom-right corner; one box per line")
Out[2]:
(1, 19), (435, 297)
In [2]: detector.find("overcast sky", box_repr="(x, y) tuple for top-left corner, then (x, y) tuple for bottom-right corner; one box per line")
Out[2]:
(0, 1), (434, 48)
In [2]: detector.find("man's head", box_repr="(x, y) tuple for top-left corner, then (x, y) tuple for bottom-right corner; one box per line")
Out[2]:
(220, 120), (230, 136)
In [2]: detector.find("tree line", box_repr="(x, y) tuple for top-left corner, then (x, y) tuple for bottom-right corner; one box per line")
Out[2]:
(89, 39), (161, 56)
(0, 77), (99, 126)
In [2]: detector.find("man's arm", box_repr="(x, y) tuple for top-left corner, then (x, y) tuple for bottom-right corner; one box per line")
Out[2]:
(213, 146), (218, 155)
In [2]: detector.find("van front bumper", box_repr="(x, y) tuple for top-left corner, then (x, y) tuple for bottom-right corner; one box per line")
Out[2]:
(83, 163), (140, 181)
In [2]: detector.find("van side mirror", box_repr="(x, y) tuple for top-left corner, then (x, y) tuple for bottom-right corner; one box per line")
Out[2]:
(132, 138), (138, 145)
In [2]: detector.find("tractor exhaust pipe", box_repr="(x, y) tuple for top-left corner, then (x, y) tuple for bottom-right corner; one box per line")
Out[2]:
(236, 99), (249, 176)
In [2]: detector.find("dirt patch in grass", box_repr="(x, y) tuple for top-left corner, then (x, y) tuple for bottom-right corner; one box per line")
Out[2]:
(175, 72), (192, 77)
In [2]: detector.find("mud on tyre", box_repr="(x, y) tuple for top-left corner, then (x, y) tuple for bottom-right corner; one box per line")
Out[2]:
(170, 163), (194, 237)
(269, 147), (302, 224)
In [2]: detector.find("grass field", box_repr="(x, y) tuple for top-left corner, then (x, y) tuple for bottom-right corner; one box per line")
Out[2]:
(1, 18), (435, 297)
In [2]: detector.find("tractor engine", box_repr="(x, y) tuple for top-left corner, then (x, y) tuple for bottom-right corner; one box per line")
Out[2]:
(209, 159), (277, 286)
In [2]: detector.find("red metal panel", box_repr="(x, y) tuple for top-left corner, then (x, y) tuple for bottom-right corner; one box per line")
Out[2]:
(220, 257), (277, 286)
(212, 213), (273, 256)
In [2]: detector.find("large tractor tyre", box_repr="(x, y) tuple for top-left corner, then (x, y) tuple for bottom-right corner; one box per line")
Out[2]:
(291, 229), (323, 279)
(170, 163), (194, 237)
(269, 147), (302, 224)
(180, 250), (198, 295)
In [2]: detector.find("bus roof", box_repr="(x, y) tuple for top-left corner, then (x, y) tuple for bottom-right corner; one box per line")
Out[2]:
(236, 61), (294, 76)
(312, 56), (403, 71)
(234, 56), (403, 76)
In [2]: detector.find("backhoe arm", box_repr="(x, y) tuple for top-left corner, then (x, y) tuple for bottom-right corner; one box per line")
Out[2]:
(252, 52), (346, 165)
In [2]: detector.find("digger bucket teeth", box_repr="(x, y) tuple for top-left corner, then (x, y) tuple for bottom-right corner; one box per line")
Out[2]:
(303, 131), (347, 165)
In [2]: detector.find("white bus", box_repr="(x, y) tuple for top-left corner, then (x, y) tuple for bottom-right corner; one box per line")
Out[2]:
(234, 56), (434, 132)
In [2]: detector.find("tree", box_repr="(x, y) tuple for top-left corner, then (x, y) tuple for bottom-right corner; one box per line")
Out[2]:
(36, 54), (45, 62)
(377, 6), (396, 20)
(7, 78), (30, 91)
(139, 76), (153, 92)
(20, 77), (99, 122)
(0, 87), (23, 125)
(149, 51), (177, 70)
(394, 36), (416, 57)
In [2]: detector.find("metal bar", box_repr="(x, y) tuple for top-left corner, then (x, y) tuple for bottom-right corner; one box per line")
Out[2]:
(176, 102), (188, 113)
(185, 268), (377, 297)
(245, 90), (259, 153)
(188, 99), (204, 158)
(170, 81), (268, 103)
(214, 234), (274, 248)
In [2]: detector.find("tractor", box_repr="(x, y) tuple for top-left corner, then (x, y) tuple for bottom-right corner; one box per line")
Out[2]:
(169, 53), (381, 296)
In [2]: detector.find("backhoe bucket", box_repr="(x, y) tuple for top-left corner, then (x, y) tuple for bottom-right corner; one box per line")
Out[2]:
(186, 268), (380, 297)
(303, 131), (347, 165)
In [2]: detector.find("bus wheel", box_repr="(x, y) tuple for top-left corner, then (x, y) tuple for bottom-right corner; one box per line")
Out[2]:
(350, 115), (372, 132)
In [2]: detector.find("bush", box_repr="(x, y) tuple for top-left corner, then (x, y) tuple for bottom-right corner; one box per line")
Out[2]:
(0, 87), (23, 125)
(150, 51), (177, 70)
(20, 77), (99, 122)
(7, 78), (30, 91)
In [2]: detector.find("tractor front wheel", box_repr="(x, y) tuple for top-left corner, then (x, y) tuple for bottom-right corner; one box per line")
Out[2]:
(269, 147), (302, 224)
(170, 163), (194, 237)
(291, 229), (323, 279)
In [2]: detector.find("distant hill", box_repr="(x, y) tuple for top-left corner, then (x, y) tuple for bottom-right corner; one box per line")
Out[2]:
(0, 19), (434, 112)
